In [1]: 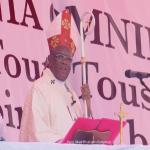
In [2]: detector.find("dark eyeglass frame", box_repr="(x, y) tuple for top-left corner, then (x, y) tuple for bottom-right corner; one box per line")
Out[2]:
(51, 52), (73, 63)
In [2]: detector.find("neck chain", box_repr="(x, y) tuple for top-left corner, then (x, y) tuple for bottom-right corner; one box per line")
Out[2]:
(64, 82), (76, 106)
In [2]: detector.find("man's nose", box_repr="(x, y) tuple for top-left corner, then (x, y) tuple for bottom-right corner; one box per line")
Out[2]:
(62, 58), (72, 65)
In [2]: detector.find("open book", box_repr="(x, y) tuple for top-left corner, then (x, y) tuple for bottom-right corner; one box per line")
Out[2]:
(62, 118), (126, 144)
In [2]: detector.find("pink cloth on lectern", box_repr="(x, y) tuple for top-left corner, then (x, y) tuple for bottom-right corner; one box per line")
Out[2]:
(62, 117), (126, 144)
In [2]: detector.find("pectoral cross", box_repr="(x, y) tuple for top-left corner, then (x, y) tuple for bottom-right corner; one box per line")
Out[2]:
(115, 103), (127, 144)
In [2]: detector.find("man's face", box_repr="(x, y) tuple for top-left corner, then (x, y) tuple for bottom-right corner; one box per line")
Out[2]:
(49, 46), (73, 81)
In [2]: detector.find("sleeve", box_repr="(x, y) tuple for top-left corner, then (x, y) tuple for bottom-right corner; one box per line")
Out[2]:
(31, 86), (63, 143)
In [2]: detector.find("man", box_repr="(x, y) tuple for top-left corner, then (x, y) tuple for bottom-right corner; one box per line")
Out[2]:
(19, 9), (92, 143)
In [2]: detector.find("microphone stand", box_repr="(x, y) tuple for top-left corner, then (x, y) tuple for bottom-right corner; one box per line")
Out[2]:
(138, 78), (150, 92)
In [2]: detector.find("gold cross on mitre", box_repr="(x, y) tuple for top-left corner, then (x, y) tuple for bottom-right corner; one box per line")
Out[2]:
(115, 103), (127, 144)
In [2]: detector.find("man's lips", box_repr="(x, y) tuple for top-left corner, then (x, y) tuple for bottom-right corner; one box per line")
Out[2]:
(57, 66), (70, 71)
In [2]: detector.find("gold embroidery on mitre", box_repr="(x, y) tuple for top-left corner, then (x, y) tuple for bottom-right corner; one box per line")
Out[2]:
(70, 41), (75, 51)
(64, 38), (67, 43)
(62, 19), (71, 30)
(50, 36), (59, 48)
(64, 9), (69, 14)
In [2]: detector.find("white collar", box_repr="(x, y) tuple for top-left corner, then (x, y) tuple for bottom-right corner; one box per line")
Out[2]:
(43, 68), (67, 85)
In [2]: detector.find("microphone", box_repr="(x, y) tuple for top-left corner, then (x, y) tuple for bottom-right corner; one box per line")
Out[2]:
(125, 69), (150, 79)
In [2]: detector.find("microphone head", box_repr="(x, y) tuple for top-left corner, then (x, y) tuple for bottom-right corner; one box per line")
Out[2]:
(125, 70), (132, 78)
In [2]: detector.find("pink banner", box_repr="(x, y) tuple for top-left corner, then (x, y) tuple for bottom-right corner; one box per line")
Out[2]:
(0, 0), (150, 144)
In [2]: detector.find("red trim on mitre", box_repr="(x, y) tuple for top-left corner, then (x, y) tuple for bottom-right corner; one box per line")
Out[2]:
(47, 9), (76, 56)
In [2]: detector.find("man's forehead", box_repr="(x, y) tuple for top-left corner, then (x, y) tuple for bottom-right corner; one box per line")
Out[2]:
(51, 46), (73, 57)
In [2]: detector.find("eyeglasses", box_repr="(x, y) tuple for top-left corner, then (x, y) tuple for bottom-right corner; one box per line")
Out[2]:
(53, 53), (73, 63)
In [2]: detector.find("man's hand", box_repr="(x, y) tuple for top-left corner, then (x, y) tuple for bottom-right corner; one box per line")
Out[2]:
(81, 84), (93, 117)
(81, 84), (91, 100)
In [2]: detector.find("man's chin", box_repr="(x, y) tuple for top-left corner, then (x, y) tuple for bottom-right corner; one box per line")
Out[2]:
(51, 69), (70, 81)
(55, 74), (69, 81)
(56, 76), (67, 81)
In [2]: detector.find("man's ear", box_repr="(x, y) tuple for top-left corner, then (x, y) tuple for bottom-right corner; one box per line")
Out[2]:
(48, 54), (51, 60)
(48, 54), (55, 68)
(43, 54), (51, 68)
(47, 54), (51, 66)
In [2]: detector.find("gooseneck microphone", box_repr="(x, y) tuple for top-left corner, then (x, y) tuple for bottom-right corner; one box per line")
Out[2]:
(125, 69), (150, 79)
